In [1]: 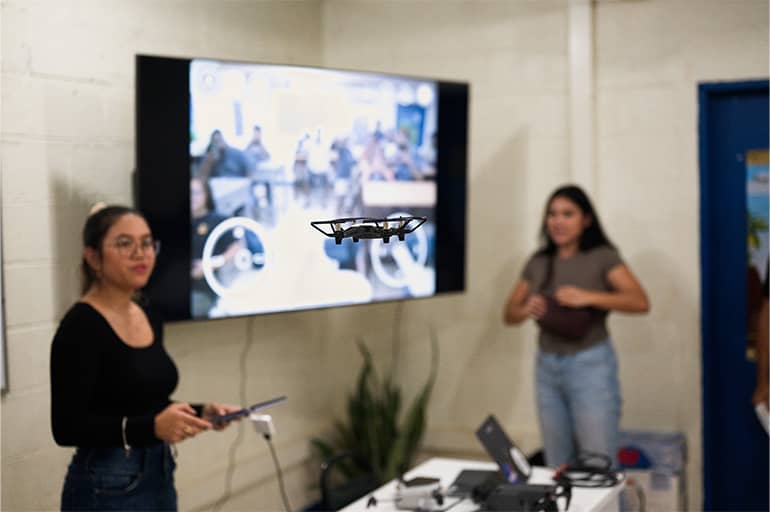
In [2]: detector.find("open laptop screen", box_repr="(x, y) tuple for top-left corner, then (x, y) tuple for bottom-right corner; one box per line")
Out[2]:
(475, 414), (532, 484)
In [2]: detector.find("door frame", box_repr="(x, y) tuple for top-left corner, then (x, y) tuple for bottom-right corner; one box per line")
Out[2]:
(699, 78), (769, 510)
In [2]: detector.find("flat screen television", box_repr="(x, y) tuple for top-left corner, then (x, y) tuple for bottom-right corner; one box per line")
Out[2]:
(136, 54), (468, 322)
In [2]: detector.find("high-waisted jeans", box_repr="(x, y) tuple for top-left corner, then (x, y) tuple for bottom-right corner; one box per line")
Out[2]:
(61, 443), (177, 511)
(535, 340), (622, 467)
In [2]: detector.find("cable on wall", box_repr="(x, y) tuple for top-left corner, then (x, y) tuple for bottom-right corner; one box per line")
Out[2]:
(212, 315), (257, 512)
(263, 433), (292, 512)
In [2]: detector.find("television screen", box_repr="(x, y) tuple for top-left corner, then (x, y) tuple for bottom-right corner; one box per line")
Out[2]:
(136, 55), (468, 322)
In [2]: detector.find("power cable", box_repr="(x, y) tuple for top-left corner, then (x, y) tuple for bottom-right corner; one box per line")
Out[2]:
(263, 433), (292, 512)
(212, 315), (257, 511)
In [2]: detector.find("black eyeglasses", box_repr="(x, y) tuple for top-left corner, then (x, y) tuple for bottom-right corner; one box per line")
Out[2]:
(105, 238), (161, 257)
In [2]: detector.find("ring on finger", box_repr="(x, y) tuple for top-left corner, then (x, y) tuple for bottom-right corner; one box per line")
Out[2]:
(184, 426), (194, 436)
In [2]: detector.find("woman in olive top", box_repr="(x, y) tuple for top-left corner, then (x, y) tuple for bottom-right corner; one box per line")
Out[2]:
(504, 185), (649, 467)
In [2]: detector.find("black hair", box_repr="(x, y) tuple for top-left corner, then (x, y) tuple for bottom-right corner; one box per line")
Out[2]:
(191, 176), (215, 212)
(536, 184), (613, 256)
(206, 129), (224, 153)
(80, 205), (143, 294)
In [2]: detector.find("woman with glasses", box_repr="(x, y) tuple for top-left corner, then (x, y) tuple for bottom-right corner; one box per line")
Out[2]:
(50, 204), (240, 511)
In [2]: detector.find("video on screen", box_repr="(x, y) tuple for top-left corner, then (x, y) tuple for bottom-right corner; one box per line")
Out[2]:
(189, 60), (438, 318)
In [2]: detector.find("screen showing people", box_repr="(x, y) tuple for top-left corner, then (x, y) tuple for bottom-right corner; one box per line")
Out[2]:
(189, 60), (438, 318)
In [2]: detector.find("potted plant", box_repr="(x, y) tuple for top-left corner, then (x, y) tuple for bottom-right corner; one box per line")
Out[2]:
(311, 331), (439, 508)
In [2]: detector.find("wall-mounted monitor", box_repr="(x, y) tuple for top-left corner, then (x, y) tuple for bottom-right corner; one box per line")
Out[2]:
(136, 55), (468, 322)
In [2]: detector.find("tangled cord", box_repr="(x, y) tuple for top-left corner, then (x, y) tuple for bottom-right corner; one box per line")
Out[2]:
(552, 452), (623, 489)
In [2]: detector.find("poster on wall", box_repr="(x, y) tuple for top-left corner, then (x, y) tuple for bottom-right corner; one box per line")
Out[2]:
(746, 149), (769, 360)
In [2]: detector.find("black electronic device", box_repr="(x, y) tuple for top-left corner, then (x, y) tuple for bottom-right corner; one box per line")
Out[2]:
(311, 215), (427, 244)
(401, 476), (440, 487)
(483, 482), (571, 512)
(446, 469), (503, 498)
(136, 54), (469, 322)
(475, 415), (532, 484)
(211, 395), (287, 425)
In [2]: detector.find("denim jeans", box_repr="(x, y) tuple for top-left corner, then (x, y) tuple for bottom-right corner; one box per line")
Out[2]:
(61, 443), (177, 511)
(535, 340), (622, 467)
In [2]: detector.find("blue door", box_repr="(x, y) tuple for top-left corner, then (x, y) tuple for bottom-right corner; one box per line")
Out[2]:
(699, 79), (769, 511)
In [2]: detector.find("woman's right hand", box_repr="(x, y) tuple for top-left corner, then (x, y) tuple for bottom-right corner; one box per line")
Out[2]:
(524, 294), (547, 319)
(154, 403), (213, 444)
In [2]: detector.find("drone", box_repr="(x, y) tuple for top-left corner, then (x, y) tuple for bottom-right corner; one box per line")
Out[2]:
(310, 215), (427, 244)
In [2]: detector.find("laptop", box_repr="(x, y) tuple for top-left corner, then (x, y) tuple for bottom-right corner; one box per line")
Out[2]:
(474, 414), (532, 484)
(446, 415), (532, 498)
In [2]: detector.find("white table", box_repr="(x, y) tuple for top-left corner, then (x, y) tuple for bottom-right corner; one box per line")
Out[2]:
(340, 457), (623, 512)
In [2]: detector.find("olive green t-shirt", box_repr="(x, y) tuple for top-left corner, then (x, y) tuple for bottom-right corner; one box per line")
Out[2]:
(521, 245), (623, 354)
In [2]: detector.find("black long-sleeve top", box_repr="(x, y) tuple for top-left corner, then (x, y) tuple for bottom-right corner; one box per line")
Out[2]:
(50, 302), (197, 448)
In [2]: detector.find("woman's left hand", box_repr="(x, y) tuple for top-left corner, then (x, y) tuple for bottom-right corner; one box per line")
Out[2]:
(201, 403), (242, 431)
(554, 286), (594, 308)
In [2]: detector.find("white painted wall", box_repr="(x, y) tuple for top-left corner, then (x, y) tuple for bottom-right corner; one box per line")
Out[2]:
(320, 0), (570, 444)
(319, 1), (769, 511)
(1, 1), (329, 511)
(595, 1), (768, 507)
(1, 0), (768, 510)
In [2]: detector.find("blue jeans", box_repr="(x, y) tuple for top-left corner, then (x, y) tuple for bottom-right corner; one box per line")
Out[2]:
(535, 340), (622, 467)
(61, 443), (177, 511)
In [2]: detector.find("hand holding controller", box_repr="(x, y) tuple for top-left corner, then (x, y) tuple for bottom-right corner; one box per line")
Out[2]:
(202, 403), (242, 430)
(211, 396), (288, 426)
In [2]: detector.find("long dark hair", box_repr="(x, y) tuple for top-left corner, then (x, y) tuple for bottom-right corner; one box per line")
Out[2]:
(191, 176), (215, 213)
(536, 184), (613, 256)
(80, 205), (143, 294)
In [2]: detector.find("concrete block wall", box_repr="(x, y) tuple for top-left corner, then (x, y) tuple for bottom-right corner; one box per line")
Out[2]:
(320, 1), (769, 510)
(1, 1), (333, 510)
(319, 0), (571, 469)
(594, 1), (768, 506)
(2, 0), (768, 510)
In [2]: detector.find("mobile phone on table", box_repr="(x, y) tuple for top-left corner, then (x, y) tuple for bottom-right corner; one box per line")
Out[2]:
(211, 396), (287, 425)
